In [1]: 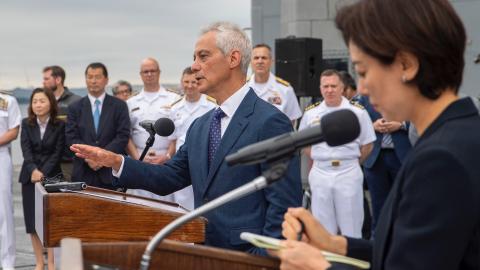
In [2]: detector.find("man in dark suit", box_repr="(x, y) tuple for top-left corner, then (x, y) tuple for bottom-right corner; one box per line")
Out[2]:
(66, 62), (130, 189)
(71, 22), (302, 255)
(356, 95), (411, 233)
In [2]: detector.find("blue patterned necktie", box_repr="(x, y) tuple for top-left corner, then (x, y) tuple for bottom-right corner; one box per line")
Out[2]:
(93, 99), (101, 133)
(208, 108), (226, 168)
(382, 133), (393, 147)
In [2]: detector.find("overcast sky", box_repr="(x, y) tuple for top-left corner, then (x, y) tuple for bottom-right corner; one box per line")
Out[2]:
(0, 1), (251, 89)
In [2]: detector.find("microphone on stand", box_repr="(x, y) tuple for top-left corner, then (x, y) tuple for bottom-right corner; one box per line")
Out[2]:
(138, 117), (175, 161)
(226, 109), (361, 166)
(139, 118), (175, 137)
(138, 109), (361, 270)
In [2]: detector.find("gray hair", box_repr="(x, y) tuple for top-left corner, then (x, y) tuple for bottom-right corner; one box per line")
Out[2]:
(201, 21), (252, 74)
(112, 80), (132, 95)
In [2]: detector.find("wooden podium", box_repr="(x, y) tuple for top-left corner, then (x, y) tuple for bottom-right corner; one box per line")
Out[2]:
(61, 238), (280, 270)
(35, 183), (206, 247)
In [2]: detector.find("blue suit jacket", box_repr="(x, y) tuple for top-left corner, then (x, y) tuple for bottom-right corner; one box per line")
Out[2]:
(117, 89), (302, 254)
(346, 98), (480, 270)
(356, 95), (411, 168)
(66, 94), (130, 186)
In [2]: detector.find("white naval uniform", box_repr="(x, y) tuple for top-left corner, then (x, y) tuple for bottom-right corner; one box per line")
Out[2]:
(0, 93), (21, 269)
(126, 87), (181, 201)
(299, 97), (375, 237)
(168, 94), (217, 210)
(248, 73), (302, 121)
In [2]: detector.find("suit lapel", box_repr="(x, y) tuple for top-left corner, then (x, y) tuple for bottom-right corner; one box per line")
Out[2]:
(204, 89), (256, 193)
(373, 165), (405, 268)
(32, 122), (41, 146)
(82, 97), (96, 139)
(41, 121), (53, 143)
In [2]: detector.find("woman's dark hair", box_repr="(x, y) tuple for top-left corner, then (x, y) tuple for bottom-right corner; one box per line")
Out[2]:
(335, 0), (466, 99)
(339, 71), (356, 90)
(27, 88), (59, 126)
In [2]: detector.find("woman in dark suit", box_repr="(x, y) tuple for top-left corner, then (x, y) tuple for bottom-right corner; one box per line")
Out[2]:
(273, 0), (480, 269)
(19, 88), (64, 270)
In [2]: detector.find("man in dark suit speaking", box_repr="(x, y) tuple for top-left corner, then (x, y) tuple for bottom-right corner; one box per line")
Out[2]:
(66, 62), (130, 190)
(71, 22), (302, 255)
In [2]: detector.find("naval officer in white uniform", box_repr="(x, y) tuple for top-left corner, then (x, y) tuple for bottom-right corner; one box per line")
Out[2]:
(0, 91), (21, 270)
(126, 58), (181, 201)
(299, 69), (375, 237)
(248, 44), (302, 124)
(168, 67), (216, 210)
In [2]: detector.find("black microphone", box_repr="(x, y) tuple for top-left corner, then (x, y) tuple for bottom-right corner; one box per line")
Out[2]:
(226, 109), (360, 166)
(139, 118), (175, 137)
(137, 118), (175, 162)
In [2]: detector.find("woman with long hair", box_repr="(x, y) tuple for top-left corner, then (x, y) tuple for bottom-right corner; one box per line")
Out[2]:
(19, 88), (65, 270)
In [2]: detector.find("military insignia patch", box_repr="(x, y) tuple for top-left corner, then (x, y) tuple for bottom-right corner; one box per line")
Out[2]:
(0, 97), (8, 111)
(268, 96), (282, 105)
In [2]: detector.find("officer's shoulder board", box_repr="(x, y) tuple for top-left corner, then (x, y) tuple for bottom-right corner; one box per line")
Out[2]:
(275, 76), (290, 87)
(0, 90), (13, 96)
(166, 88), (181, 96)
(350, 100), (365, 110)
(246, 75), (252, 82)
(170, 96), (184, 107)
(304, 102), (320, 112)
(206, 95), (217, 104)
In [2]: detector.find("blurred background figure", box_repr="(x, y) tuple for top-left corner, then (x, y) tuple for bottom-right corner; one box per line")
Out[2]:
(126, 57), (180, 201)
(168, 67), (216, 210)
(19, 88), (64, 270)
(42, 65), (81, 181)
(248, 43), (302, 125)
(112, 80), (133, 101)
(339, 71), (358, 101)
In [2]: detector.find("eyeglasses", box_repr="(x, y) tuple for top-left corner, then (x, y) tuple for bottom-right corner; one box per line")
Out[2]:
(140, 69), (160, 75)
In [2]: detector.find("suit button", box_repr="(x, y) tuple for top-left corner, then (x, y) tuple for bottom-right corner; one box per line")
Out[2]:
(203, 198), (209, 203)
(95, 141), (99, 144)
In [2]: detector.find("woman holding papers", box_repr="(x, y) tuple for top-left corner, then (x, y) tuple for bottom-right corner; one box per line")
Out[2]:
(272, 0), (480, 269)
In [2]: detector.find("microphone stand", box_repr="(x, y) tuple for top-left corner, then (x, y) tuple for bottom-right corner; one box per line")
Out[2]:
(120, 130), (155, 194)
(138, 159), (291, 270)
(139, 131), (156, 161)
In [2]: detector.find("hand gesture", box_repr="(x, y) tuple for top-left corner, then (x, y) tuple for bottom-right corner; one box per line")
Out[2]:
(70, 144), (123, 171)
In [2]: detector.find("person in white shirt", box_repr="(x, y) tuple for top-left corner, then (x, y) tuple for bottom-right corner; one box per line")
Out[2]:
(168, 67), (217, 210)
(248, 44), (302, 124)
(299, 69), (376, 237)
(126, 57), (181, 201)
(0, 91), (21, 270)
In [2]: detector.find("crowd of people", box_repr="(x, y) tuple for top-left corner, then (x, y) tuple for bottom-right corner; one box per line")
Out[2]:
(0, 0), (479, 269)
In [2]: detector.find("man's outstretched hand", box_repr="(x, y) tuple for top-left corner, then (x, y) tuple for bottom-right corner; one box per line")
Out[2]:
(70, 144), (123, 171)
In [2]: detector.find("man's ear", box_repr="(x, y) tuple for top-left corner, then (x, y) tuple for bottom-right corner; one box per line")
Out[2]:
(55, 77), (62, 86)
(396, 51), (419, 82)
(229, 50), (242, 69)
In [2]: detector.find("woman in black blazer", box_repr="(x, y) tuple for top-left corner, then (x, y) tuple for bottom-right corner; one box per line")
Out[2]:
(19, 88), (64, 270)
(273, 0), (480, 269)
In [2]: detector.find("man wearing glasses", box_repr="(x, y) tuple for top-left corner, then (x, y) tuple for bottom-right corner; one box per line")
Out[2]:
(126, 57), (181, 201)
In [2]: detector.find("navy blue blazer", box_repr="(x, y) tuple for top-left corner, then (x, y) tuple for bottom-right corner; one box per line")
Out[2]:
(356, 95), (411, 168)
(116, 89), (302, 254)
(346, 98), (480, 270)
(66, 94), (130, 186)
(19, 118), (65, 184)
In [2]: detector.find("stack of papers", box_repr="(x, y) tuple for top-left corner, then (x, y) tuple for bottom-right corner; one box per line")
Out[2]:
(240, 232), (370, 269)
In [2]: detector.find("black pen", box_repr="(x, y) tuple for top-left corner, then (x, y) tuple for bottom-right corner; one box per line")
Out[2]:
(297, 190), (311, 241)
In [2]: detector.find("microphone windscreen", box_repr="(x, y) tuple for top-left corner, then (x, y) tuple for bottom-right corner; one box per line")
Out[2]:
(154, 118), (175, 137)
(321, 109), (360, 147)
